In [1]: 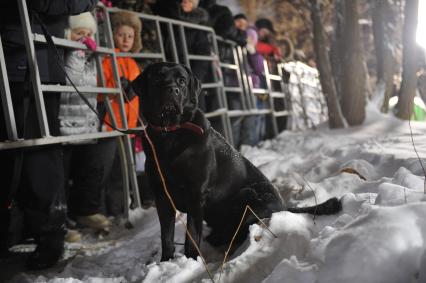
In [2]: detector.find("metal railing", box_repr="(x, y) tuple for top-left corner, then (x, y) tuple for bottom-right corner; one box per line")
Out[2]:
(220, 40), (292, 142)
(0, 35), (17, 142)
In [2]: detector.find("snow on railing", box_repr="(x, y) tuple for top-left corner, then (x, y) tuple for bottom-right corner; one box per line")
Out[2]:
(284, 61), (328, 130)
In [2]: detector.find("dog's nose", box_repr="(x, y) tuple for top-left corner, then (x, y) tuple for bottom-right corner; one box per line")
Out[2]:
(163, 105), (176, 113)
(168, 87), (179, 96)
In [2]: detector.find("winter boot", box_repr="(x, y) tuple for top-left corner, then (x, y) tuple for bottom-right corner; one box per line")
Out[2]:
(76, 213), (111, 230)
(65, 229), (82, 243)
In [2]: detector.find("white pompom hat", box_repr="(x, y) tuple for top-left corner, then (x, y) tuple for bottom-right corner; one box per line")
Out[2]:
(67, 12), (97, 38)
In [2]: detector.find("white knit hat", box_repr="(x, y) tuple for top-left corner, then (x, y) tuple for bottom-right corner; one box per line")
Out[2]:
(68, 12), (97, 34)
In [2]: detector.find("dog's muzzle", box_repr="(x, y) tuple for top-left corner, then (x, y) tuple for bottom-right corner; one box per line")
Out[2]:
(162, 105), (178, 115)
(162, 87), (183, 113)
(168, 86), (180, 96)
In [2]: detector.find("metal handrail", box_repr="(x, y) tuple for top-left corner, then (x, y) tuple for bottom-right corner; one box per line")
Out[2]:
(40, 85), (121, 94)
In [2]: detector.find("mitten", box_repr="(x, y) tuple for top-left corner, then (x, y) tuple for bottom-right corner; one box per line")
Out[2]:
(82, 37), (97, 51)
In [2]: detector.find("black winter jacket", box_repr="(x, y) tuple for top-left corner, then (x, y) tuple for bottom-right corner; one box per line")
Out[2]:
(151, 0), (180, 19)
(178, 7), (209, 26)
(177, 7), (210, 56)
(152, 0), (211, 82)
(0, 0), (98, 83)
(153, 0), (211, 59)
(200, 0), (246, 46)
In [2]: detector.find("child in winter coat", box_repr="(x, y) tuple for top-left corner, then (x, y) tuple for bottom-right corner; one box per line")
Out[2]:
(59, 12), (112, 241)
(59, 12), (98, 137)
(100, 11), (147, 216)
(102, 10), (142, 131)
(255, 18), (282, 61)
(230, 14), (266, 148)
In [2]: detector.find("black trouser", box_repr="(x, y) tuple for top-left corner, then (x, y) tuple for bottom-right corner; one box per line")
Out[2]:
(104, 139), (122, 216)
(64, 138), (116, 217)
(104, 137), (141, 217)
(0, 82), (66, 247)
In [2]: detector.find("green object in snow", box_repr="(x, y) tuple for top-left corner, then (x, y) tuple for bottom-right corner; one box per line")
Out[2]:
(412, 103), (426, 121)
(389, 96), (426, 121)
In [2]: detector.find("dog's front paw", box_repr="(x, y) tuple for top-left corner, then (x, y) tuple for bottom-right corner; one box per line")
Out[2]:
(160, 247), (175, 261)
(184, 244), (199, 259)
(160, 253), (173, 261)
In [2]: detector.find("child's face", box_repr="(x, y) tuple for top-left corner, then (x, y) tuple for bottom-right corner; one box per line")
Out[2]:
(113, 25), (135, 52)
(258, 28), (271, 40)
(70, 27), (93, 41)
(234, 18), (248, 31)
(181, 0), (193, 13)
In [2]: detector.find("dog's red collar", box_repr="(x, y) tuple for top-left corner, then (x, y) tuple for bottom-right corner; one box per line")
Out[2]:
(149, 121), (204, 135)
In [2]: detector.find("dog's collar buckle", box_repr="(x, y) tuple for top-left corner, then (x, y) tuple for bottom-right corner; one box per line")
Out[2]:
(149, 122), (204, 135)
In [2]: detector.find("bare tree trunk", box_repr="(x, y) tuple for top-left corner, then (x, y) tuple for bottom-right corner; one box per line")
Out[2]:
(396, 0), (419, 120)
(373, 0), (397, 113)
(330, 0), (344, 98)
(309, 0), (345, 128)
(339, 0), (366, 126)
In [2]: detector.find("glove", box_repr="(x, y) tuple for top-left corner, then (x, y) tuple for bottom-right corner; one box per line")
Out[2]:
(120, 77), (137, 101)
(82, 37), (97, 51)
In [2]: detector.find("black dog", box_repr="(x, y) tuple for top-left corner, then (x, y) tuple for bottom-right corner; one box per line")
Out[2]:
(132, 62), (341, 261)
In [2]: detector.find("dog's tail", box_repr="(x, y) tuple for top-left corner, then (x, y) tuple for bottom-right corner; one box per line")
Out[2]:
(287, 197), (342, 215)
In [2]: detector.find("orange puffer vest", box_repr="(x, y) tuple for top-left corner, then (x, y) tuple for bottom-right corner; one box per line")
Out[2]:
(101, 50), (141, 131)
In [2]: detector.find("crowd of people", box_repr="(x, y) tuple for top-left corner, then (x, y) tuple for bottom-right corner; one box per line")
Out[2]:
(0, 0), (288, 271)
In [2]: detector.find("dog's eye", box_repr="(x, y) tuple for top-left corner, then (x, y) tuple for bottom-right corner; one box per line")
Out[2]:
(177, 77), (186, 86)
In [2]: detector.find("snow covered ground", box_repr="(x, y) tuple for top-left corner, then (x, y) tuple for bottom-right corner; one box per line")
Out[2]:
(3, 103), (426, 283)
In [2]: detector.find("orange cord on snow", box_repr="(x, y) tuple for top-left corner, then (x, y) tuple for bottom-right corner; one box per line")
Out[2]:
(408, 118), (426, 194)
(218, 205), (278, 282)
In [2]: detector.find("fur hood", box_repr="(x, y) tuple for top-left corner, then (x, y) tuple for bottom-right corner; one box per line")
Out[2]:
(111, 11), (142, 53)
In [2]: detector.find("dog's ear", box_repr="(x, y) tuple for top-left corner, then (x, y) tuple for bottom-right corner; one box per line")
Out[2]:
(131, 64), (152, 100)
(183, 65), (201, 107)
